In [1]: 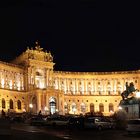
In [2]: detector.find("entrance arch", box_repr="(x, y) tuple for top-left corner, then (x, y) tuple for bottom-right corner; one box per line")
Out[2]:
(99, 103), (104, 113)
(30, 95), (37, 114)
(81, 103), (86, 114)
(49, 97), (56, 115)
(90, 103), (94, 113)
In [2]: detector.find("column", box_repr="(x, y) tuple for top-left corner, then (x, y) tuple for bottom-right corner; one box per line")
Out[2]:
(110, 79), (113, 95)
(15, 100), (17, 112)
(46, 68), (49, 87)
(64, 78), (66, 94)
(44, 68), (47, 88)
(6, 99), (9, 111)
(74, 78), (76, 95)
(0, 97), (2, 110)
(67, 78), (70, 94)
(33, 66), (36, 88)
(0, 70), (1, 88)
(37, 94), (41, 112)
(113, 79), (117, 94)
(91, 79), (94, 95)
(25, 68), (29, 91)
(82, 79), (84, 95)
(85, 79), (88, 95)
(95, 79), (97, 94)
(4, 70), (7, 88)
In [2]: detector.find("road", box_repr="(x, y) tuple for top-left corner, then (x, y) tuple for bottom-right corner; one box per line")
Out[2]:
(6, 123), (140, 140)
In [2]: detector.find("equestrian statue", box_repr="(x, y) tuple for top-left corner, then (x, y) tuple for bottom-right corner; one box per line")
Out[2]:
(121, 82), (136, 100)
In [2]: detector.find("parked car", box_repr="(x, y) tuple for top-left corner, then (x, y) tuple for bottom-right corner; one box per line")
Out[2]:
(27, 117), (46, 126)
(84, 117), (113, 130)
(10, 116), (24, 123)
(68, 116), (84, 129)
(46, 115), (70, 127)
(126, 119), (140, 134)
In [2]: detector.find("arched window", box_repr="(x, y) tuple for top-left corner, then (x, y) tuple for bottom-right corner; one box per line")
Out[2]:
(90, 103), (94, 112)
(99, 103), (104, 112)
(81, 103), (86, 113)
(64, 102), (68, 113)
(17, 100), (21, 110)
(36, 71), (42, 76)
(2, 98), (5, 109)
(10, 99), (13, 109)
(109, 103), (114, 112)
(98, 86), (102, 95)
(71, 103), (77, 114)
(117, 85), (122, 95)
(49, 97), (56, 115)
(107, 86), (111, 95)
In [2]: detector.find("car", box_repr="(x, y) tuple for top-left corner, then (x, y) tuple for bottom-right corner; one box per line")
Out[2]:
(46, 116), (70, 127)
(126, 119), (140, 134)
(10, 116), (24, 123)
(84, 117), (113, 130)
(27, 117), (46, 126)
(68, 116), (84, 129)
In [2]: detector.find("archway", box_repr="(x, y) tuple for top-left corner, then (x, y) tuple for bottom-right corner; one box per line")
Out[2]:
(90, 103), (94, 113)
(2, 98), (5, 109)
(32, 96), (37, 113)
(30, 95), (37, 114)
(99, 103), (104, 113)
(49, 97), (56, 115)
(71, 102), (77, 114)
(64, 102), (68, 114)
(9, 99), (13, 109)
(109, 103), (114, 112)
(81, 103), (86, 114)
(17, 100), (21, 110)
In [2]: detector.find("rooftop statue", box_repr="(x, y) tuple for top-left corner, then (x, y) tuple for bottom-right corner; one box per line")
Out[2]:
(35, 41), (43, 52)
(121, 82), (136, 100)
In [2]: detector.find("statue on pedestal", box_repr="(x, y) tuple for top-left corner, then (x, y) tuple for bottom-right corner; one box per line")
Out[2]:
(121, 82), (136, 100)
(35, 41), (43, 52)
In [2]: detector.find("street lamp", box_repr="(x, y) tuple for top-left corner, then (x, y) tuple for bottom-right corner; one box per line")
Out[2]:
(118, 106), (122, 110)
(44, 106), (48, 111)
(110, 110), (114, 116)
(23, 108), (26, 112)
(73, 108), (76, 115)
(136, 91), (140, 98)
(55, 109), (59, 114)
(44, 106), (49, 115)
(29, 103), (33, 114)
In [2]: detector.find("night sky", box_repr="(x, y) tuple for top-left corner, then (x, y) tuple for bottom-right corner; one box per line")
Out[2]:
(0, 0), (140, 72)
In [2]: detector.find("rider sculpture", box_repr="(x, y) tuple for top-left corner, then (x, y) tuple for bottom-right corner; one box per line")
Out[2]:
(121, 82), (136, 100)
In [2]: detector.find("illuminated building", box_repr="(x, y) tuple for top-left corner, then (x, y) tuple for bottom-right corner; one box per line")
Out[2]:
(0, 42), (139, 116)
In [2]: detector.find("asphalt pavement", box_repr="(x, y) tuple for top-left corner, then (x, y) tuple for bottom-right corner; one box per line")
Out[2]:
(1, 123), (140, 140)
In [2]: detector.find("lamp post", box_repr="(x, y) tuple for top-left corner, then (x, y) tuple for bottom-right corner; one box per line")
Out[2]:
(44, 106), (49, 115)
(73, 108), (76, 115)
(110, 110), (114, 116)
(29, 103), (33, 114)
(118, 106), (122, 110)
(56, 109), (59, 115)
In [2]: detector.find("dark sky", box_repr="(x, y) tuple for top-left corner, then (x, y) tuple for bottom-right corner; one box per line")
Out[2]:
(0, 0), (140, 72)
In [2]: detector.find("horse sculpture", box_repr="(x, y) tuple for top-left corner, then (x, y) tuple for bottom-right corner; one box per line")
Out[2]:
(121, 82), (136, 100)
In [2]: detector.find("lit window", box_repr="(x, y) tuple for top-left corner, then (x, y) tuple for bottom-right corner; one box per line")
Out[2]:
(2, 98), (5, 109)
(17, 100), (21, 110)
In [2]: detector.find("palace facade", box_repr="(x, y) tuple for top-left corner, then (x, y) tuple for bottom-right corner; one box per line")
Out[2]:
(0, 42), (140, 116)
